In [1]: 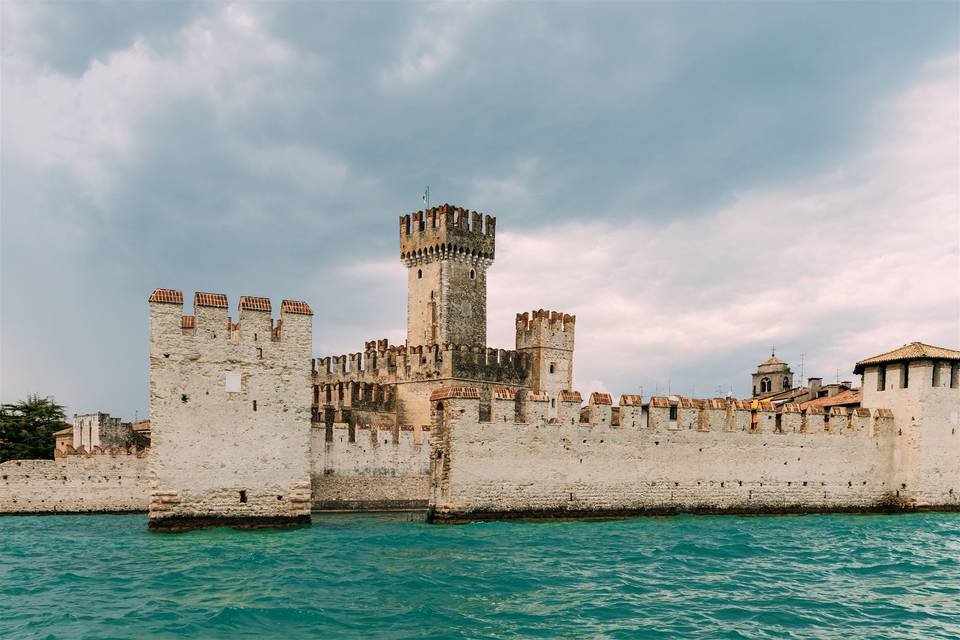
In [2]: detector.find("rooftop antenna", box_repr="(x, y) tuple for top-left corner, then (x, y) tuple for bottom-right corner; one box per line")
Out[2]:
(799, 352), (805, 383)
(771, 344), (776, 357)
(836, 368), (840, 385)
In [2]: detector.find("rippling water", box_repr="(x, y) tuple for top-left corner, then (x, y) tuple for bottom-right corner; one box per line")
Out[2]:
(2, 512), (960, 639)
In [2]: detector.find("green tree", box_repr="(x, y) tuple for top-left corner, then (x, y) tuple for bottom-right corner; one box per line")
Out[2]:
(0, 395), (68, 462)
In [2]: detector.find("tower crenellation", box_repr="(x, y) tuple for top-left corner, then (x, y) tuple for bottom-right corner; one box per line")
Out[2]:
(516, 309), (576, 417)
(401, 203), (495, 348)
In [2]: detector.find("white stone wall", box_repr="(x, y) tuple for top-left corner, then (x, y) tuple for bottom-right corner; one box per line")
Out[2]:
(148, 294), (313, 527)
(310, 424), (430, 509)
(430, 395), (915, 520)
(0, 452), (149, 513)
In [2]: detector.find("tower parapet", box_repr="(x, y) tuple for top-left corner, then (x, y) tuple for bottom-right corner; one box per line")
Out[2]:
(401, 204), (495, 348)
(515, 310), (576, 418)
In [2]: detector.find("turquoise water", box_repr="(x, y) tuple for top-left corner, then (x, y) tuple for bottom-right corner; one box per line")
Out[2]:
(2, 513), (959, 639)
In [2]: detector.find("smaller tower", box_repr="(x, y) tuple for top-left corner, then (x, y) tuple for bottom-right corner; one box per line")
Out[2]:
(752, 352), (793, 397)
(516, 310), (575, 418)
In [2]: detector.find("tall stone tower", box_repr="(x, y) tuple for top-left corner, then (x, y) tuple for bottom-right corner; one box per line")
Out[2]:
(400, 204), (495, 348)
(752, 353), (793, 397)
(516, 309), (576, 417)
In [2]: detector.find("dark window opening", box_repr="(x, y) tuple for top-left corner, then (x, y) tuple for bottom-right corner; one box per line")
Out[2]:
(782, 377), (790, 390)
(257, 347), (263, 359)
(932, 361), (941, 387)
(239, 490), (247, 503)
(470, 269), (476, 279)
(180, 393), (188, 403)
(253, 400), (257, 411)
(902, 363), (909, 389)
(951, 363), (959, 389)
(669, 406), (678, 421)
(878, 365), (886, 391)
(549, 363), (556, 374)
(254, 333), (258, 342)
(417, 269), (422, 279)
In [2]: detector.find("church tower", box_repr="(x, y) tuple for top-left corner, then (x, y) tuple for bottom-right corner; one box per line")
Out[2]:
(752, 351), (794, 397)
(400, 204), (495, 347)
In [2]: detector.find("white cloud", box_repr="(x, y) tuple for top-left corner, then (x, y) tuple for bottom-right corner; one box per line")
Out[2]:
(2, 4), (299, 202)
(480, 52), (959, 395)
(381, 3), (489, 87)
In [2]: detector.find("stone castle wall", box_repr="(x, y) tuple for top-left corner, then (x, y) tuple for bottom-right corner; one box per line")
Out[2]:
(0, 449), (149, 513)
(310, 423), (431, 510)
(428, 391), (914, 521)
(148, 291), (314, 529)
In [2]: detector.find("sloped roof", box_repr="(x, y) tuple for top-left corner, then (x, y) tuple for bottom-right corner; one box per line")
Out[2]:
(799, 389), (861, 410)
(54, 426), (73, 436)
(853, 342), (960, 374)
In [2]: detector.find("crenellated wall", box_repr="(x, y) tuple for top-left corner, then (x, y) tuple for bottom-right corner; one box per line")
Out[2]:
(0, 449), (150, 513)
(148, 290), (314, 530)
(310, 423), (431, 510)
(427, 389), (924, 522)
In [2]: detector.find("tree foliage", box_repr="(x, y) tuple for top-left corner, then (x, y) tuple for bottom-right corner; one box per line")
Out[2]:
(0, 395), (68, 462)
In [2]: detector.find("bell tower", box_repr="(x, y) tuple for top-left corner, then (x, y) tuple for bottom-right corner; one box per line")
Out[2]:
(400, 204), (495, 348)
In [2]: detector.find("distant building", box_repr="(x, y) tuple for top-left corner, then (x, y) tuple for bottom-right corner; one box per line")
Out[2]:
(54, 427), (73, 454)
(752, 354), (793, 397)
(71, 412), (147, 451)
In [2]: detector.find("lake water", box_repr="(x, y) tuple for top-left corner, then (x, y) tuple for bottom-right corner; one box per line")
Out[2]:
(2, 512), (959, 639)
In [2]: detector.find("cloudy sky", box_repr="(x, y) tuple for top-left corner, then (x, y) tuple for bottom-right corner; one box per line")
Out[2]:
(2, 2), (958, 419)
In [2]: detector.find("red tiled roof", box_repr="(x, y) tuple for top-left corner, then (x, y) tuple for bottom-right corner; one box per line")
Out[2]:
(148, 289), (183, 305)
(559, 391), (582, 402)
(492, 387), (515, 400)
(195, 292), (228, 308)
(799, 389), (861, 410)
(620, 395), (642, 406)
(430, 386), (481, 401)
(181, 316), (195, 329)
(854, 342), (960, 374)
(281, 300), (313, 315)
(526, 390), (549, 402)
(589, 392), (613, 405)
(239, 296), (272, 312)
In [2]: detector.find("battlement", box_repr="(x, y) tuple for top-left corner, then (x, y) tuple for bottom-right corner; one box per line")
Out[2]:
(515, 309), (576, 349)
(313, 341), (529, 385)
(399, 203), (496, 265)
(429, 386), (896, 438)
(148, 289), (312, 343)
(54, 445), (150, 459)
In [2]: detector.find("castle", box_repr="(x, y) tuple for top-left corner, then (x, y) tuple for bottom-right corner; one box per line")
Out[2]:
(1, 204), (957, 528)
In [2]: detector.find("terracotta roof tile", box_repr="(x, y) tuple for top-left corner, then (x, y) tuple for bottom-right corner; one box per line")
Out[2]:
(148, 289), (183, 305)
(281, 300), (313, 315)
(239, 296), (271, 312)
(620, 395), (643, 406)
(854, 342), (960, 374)
(430, 386), (481, 401)
(589, 392), (613, 405)
(181, 316), (195, 329)
(195, 292), (228, 308)
(492, 387), (515, 400)
(526, 390), (549, 402)
(559, 391), (582, 402)
(799, 389), (861, 410)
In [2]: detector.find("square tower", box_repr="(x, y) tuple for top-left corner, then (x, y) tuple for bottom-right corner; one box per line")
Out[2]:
(400, 204), (495, 348)
(516, 310), (576, 418)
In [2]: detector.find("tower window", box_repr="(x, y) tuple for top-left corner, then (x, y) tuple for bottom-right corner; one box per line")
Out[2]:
(253, 400), (257, 411)
(760, 377), (771, 393)
(669, 406), (678, 421)
(257, 347), (263, 359)
(782, 377), (790, 390)
(950, 363), (959, 389)
(470, 269), (476, 280)
(417, 269), (422, 279)
(902, 363), (909, 389)
(549, 363), (556, 374)
(878, 365), (886, 391)
(239, 490), (247, 503)
(932, 361), (940, 387)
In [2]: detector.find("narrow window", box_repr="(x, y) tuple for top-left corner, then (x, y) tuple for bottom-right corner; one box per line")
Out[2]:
(253, 400), (257, 412)
(254, 333), (258, 342)
(951, 363), (959, 389)
(932, 361), (940, 387)
(669, 406), (678, 421)
(782, 377), (790, 390)
(549, 363), (556, 374)
(878, 365), (886, 391)
(470, 269), (476, 280)
(551, 398), (556, 408)
(257, 347), (263, 359)
(902, 363), (909, 389)
(239, 490), (247, 503)
(417, 269), (422, 279)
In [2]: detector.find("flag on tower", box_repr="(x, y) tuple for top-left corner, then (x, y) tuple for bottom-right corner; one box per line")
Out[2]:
(422, 186), (430, 208)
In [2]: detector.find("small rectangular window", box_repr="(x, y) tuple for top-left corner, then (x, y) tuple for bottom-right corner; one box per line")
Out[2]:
(239, 490), (247, 503)
(951, 364), (959, 389)
(877, 365), (886, 391)
(932, 361), (941, 387)
(902, 363), (909, 389)
(252, 400), (257, 412)
(669, 406), (677, 421)
(257, 347), (263, 359)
